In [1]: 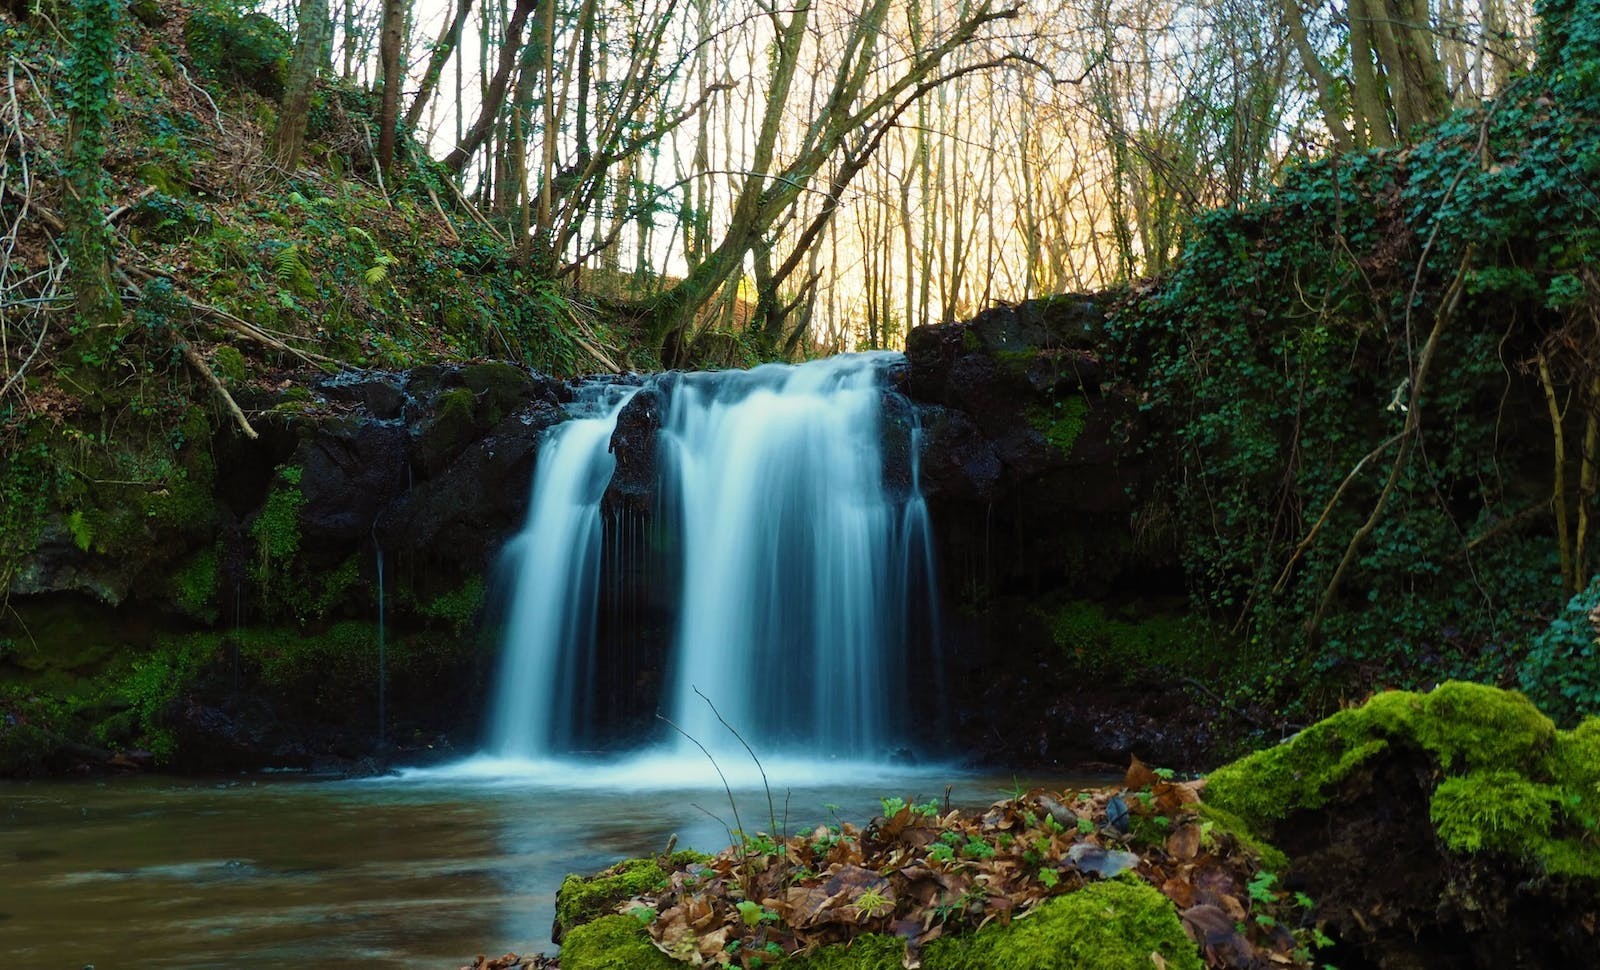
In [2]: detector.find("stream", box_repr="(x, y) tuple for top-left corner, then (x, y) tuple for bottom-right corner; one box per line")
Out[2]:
(0, 760), (1092, 969)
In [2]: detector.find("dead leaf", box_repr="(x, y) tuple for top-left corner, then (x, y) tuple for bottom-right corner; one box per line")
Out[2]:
(1125, 756), (1158, 790)
(1166, 823), (1201, 862)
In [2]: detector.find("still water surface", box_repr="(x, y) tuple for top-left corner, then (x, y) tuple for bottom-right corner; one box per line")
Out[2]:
(0, 758), (1081, 969)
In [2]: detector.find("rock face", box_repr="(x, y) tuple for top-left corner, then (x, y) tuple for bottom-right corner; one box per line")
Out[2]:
(2, 295), (1204, 774)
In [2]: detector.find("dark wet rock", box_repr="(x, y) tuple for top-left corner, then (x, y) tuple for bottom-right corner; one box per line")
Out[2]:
(606, 385), (665, 510)
(316, 370), (406, 419)
(7, 520), (146, 606)
(378, 407), (561, 569)
(296, 418), (410, 543)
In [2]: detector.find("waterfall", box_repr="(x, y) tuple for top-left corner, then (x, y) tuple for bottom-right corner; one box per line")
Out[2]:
(477, 353), (938, 769)
(661, 354), (918, 757)
(485, 384), (638, 760)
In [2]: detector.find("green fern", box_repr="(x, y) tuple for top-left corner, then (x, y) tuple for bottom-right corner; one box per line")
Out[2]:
(272, 243), (305, 283)
(364, 251), (398, 287)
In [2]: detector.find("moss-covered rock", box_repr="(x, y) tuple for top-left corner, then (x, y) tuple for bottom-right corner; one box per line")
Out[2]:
(924, 879), (1202, 970)
(1203, 682), (1600, 968)
(559, 879), (1203, 970)
(559, 915), (682, 970)
(1205, 683), (1572, 842)
(554, 852), (710, 943)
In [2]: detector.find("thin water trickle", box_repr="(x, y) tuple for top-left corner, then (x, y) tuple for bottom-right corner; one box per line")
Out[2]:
(374, 533), (386, 751)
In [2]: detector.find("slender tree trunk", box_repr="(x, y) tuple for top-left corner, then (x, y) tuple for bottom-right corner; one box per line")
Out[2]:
(376, 0), (405, 171)
(443, 0), (538, 174)
(274, 0), (330, 170)
(405, 0), (474, 131)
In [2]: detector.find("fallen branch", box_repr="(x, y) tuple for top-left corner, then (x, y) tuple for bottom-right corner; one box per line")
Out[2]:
(180, 341), (257, 439)
(1307, 249), (1474, 640)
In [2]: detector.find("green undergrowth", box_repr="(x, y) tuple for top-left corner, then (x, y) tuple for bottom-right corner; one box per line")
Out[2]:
(1101, 0), (1600, 719)
(559, 880), (1202, 970)
(1205, 682), (1600, 880)
(1043, 598), (1220, 684)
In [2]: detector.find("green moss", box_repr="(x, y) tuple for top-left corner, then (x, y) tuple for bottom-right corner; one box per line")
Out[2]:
(308, 556), (363, 618)
(1026, 396), (1089, 455)
(923, 879), (1202, 970)
(250, 470), (303, 584)
(1205, 697), (1405, 831)
(1412, 681), (1555, 771)
(419, 577), (485, 634)
(559, 915), (681, 970)
(560, 880), (1201, 970)
(436, 386), (477, 421)
(1207, 684), (1600, 882)
(67, 510), (93, 552)
(111, 634), (224, 763)
(1194, 803), (1288, 872)
(212, 345), (247, 385)
(170, 547), (219, 622)
(790, 936), (906, 969)
(1045, 600), (1204, 681)
(1429, 771), (1560, 854)
(557, 855), (709, 933)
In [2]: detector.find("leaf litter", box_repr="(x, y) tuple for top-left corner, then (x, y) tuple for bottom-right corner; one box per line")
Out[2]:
(546, 758), (1331, 968)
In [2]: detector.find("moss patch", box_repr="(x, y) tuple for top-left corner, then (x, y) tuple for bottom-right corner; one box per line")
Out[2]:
(1045, 599), (1206, 681)
(1206, 682), (1599, 881)
(1025, 396), (1089, 455)
(925, 879), (1202, 970)
(560, 915), (682, 970)
(560, 881), (1201, 970)
(556, 852), (711, 937)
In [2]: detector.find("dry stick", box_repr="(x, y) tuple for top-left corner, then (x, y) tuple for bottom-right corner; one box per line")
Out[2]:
(1575, 376), (1600, 586)
(1537, 350), (1574, 589)
(425, 186), (462, 243)
(1307, 250), (1474, 641)
(694, 686), (778, 841)
(1272, 432), (1406, 594)
(175, 61), (226, 133)
(442, 176), (509, 243)
(359, 118), (392, 207)
(658, 711), (755, 894)
(180, 342), (258, 439)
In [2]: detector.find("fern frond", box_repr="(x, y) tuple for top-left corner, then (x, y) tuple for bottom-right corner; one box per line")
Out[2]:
(273, 244), (305, 283)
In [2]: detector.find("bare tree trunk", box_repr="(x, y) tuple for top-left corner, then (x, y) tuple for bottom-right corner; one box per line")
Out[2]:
(274, 0), (331, 170)
(443, 0), (538, 174)
(404, 0), (474, 132)
(376, 0), (405, 171)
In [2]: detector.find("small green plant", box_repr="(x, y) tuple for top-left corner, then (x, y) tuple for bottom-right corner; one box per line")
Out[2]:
(735, 900), (778, 927)
(852, 887), (892, 920)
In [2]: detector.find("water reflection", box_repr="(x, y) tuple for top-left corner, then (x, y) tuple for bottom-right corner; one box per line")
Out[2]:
(0, 767), (1091, 968)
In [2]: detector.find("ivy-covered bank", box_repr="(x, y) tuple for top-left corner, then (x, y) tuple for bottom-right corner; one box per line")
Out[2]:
(1097, 0), (1600, 727)
(545, 685), (1599, 970)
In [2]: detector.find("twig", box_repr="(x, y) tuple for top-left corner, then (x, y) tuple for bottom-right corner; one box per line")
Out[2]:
(175, 61), (225, 133)
(359, 118), (392, 207)
(1272, 432), (1405, 594)
(442, 176), (508, 243)
(180, 342), (258, 439)
(106, 186), (157, 224)
(1308, 249), (1475, 640)
(425, 186), (462, 242)
(695, 686), (777, 841)
(659, 711), (752, 892)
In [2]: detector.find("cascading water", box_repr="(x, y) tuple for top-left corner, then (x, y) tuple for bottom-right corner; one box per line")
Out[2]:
(660, 353), (923, 757)
(485, 384), (638, 760)
(466, 353), (939, 776)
